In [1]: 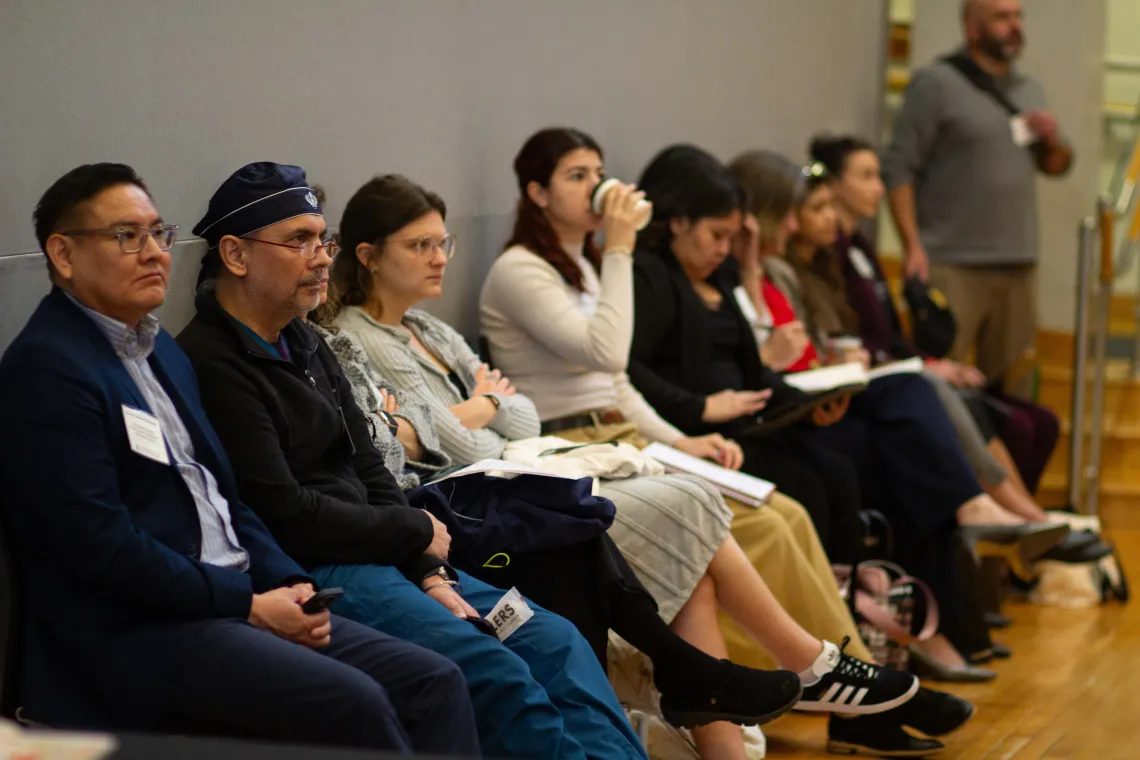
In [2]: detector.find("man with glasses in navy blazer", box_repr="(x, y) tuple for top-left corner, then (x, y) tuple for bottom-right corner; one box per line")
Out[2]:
(0, 163), (478, 755)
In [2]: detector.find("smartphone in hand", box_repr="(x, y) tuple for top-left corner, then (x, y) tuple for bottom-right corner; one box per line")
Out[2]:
(301, 587), (344, 614)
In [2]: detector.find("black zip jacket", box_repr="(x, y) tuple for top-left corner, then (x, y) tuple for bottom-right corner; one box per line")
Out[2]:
(177, 290), (445, 583)
(628, 249), (808, 437)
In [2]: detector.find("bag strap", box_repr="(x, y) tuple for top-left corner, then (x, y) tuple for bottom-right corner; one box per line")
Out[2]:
(942, 51), (1021, 116)
(941, 50), (1050, 170)
(848, 562), (940, 644)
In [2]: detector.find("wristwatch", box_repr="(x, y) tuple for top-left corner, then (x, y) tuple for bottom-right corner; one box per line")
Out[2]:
(422, 566), (450, 584)
(483, 393), (501, 411)
(421, 566), (462, 594)
(377, 408), (400, 436)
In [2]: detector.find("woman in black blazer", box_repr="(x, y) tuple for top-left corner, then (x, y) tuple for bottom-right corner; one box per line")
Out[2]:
(628, 145), (1066, 676)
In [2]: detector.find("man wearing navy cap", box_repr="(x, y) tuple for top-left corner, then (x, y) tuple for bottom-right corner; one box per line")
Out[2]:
(179, 162), (651, 760)
(0, 163), (479, 754)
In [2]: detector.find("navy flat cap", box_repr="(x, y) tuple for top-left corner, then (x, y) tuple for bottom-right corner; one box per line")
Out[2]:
(195, 161), (321, 284)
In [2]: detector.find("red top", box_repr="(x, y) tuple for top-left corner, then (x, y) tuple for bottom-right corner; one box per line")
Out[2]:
(761, 277), (818, 372)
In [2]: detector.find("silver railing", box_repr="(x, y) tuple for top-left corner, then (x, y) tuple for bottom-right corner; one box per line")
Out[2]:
(1070, 120), (1140, 515)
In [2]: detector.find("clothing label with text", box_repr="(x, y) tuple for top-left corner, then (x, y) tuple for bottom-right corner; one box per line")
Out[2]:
(488, 587), (534, 641)
(1009, 115), (1034, 148)
(122, 405), (169, 465)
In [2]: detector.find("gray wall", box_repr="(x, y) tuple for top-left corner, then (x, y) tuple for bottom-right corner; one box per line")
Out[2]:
(1, 0), (888, 350)
(908, 0), (1107, 331)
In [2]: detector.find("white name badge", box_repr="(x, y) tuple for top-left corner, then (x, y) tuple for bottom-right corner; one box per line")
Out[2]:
(848, 248), (877, 280)
(122, 405), (170, 465)
(487, 587), (534, 642)
(1009, 115), (1034, 148)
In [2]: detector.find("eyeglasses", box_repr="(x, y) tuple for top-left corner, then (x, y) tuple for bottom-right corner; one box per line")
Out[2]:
(59, 224), (180, 254)
(242, 236), (340, 260)
(397, 234), (457, 259)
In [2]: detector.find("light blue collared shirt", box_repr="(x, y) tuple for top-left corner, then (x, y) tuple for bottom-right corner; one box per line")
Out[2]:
(67, 293), (249, 571)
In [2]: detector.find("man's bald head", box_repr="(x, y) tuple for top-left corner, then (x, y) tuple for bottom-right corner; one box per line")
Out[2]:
(963, 0), (1025, 63)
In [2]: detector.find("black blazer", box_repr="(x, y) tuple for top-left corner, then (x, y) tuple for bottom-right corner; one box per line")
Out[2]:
(0, 288), (308, 730)
(629, 249), (807, 437)
(178, 291), (444, 583)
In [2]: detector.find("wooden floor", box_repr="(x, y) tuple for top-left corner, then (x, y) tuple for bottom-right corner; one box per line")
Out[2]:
(762, 529), (1140, 760)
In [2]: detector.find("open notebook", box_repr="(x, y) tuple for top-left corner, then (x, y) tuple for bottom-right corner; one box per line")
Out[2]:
(427, 459), (581, 483)
(642, 443), (777, 508)
(783, 357), (925, 395)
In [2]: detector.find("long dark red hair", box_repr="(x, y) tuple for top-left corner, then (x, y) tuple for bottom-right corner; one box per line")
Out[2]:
(504, 127), (604, 292)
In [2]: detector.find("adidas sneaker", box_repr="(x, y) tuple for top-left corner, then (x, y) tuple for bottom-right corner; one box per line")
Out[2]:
(797, 638), (919, 715)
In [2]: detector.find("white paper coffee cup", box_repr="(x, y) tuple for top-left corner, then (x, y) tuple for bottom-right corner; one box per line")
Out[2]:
(828, 335), (863, 352)
(591, 178), (653, 231)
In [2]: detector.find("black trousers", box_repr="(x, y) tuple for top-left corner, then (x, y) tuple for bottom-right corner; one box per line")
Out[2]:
(465, 533), (655, 667)
(162, 615), (480, 756)
(807, 375), (993, 656)
(735, 428), (866, 565)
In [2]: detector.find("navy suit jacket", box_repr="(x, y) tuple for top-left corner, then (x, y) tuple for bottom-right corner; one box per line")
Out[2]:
(0, 288), (309, 730)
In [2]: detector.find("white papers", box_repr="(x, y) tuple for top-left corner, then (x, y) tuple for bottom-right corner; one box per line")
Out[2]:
(784, 357), (924, 394)
(783, 362), (869, 394)
(429, 459), (581, 483)
(866, 356), (924, 381)
(642, 443), (776, 508)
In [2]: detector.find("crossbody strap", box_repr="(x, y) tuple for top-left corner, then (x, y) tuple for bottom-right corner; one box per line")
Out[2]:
(941, 51), (1050, 170)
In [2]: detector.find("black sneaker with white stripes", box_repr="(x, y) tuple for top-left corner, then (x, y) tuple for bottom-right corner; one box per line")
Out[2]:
(797, 638), (919, 715)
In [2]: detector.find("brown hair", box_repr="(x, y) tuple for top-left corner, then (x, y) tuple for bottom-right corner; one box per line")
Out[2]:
(788, 184), (859, 336)
(316, 174), (445, 324)
(504, 127), (603, 292)
(727, 150), (802, 251)
(729, 150), (858, 335)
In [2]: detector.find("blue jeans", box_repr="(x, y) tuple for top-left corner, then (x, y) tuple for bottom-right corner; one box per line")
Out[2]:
(311, 564), (648, 760)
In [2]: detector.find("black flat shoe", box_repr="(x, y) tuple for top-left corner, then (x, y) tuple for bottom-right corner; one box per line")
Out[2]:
(968, 643), (1012, 664)
(892, 687), (975, 737)
(959, 522), (1069, 580)
(827, 713), (946, 757)
(984, 611), (1013, 629)
(658, 661), (803, 729)
(1040, 531), (1114, 564)
(908, 645), (996, 683)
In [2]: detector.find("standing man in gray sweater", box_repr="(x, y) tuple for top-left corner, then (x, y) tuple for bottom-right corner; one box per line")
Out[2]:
(883, 0), (1072, 390)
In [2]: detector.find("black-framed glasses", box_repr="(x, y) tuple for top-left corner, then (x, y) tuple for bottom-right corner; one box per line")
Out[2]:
(59, 224), (179, 254)
(242, 236), (340, 260)
(396, 234), (457, 259)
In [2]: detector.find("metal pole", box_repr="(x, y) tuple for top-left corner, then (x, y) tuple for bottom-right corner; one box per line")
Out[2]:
(1070, 218), (1096, 509)
(1133, 248), (1140, 379)
(1085, 197), (1118, 516)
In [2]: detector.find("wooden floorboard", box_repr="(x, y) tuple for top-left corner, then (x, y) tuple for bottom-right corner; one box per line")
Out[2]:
(761, 529), (1140, 760)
